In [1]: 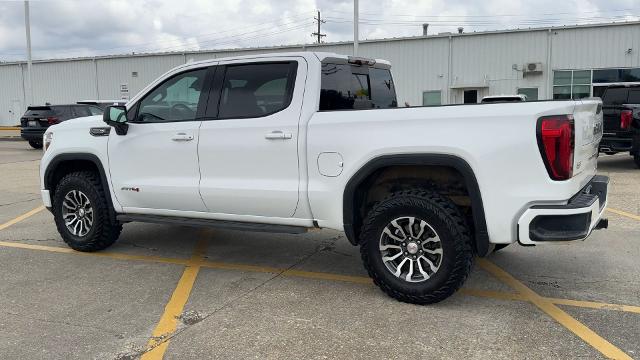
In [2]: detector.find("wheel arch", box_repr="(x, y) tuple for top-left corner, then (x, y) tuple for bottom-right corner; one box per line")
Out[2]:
(44, 153), (117, 222)
(342, 154), (490, 256)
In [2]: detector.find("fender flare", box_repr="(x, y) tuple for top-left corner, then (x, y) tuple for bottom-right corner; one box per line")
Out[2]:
(342, 154), (490, 256)
(44, 153), (117, 222)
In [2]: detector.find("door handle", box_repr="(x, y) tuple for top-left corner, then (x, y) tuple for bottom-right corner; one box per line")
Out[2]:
(264, 130), (292, 140)
(171, 132), (194, 141)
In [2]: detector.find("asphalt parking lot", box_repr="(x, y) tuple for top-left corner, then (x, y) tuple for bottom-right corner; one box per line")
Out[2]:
(0, 136), (639, 359)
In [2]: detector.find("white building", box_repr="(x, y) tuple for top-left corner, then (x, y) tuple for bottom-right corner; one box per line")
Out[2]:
(1, 21), (640, 126)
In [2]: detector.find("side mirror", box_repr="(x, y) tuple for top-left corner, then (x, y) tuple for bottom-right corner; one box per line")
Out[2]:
(103, 105), (129, 135)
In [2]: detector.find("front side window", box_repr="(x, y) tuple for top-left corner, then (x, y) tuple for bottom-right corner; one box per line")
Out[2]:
(218, 62), (298, 119)
(136, 68), (207, 122)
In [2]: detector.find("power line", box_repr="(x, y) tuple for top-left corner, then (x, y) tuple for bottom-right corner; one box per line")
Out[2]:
(311, 10), (326, 43)
(323, 7), (640, 19)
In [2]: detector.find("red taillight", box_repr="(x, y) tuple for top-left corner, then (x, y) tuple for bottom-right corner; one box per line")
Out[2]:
(537, 115), (574, 181)
(620, 110), (632, 130)
(47, 117), (59, 125)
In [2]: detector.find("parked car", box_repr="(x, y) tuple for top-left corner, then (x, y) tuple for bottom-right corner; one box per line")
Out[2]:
(20, 104), (103, 148)
(39, 52), (608, 304)
(77, 100), (127, 110)
(481, 94), (526, 103)
(598, 84), (640, 168)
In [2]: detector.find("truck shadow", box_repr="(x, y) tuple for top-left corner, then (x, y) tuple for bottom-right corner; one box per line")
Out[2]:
(597, 154), (637, 172)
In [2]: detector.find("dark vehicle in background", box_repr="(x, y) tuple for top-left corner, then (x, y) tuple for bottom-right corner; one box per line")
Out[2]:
(20, 104), (103, 149)
(77, 100), (127, 110)
(598, 85), (640, 168)
(480, 94), (526, 103)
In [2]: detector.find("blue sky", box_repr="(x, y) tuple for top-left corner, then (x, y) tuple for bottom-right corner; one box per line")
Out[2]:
(0, 0), (638, 61)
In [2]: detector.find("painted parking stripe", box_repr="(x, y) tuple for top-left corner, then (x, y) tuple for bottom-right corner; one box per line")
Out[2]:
(477, 258), (633, 360)
(141, 238), (208, 360)
(0, 205), (44, 231)
(607, 207), (640, 221)
(0, 238), (638, 316)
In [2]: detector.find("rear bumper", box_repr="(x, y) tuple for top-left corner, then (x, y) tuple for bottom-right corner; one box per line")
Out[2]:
(20, 128), (46, 141)
(517, 175), (609, 245)
(599, 135), (632, 152)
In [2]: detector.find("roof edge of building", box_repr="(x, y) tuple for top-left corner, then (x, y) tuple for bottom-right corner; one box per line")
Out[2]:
(1, 20), (639, 66)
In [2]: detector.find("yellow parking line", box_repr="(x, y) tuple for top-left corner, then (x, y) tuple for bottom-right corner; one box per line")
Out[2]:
(548, 297), (640, 315)
(1, 238), (639, 316)
(0, 127), (20, 130)
(141, 239), (208, 360)
(477, 258), (632, 360)
(0, 205), (45, 231)
(607, 208), (640, 221)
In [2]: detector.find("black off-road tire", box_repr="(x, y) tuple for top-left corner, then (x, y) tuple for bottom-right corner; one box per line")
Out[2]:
(359, 189), (474, 305)
(28, 140), (42, 149)
(53, 171), (122, 251)
(634, 155), (640, 169)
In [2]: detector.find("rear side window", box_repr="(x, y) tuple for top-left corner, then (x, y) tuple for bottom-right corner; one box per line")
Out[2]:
(24, 107), (53, 117)
(218, 62), (298, 119)
(73, 106), (91, 117)
(320, 63), (397, 111)
(602, 88), (629, 105)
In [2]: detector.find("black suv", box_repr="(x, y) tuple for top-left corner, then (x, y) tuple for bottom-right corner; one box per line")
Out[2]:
(20, 104), (103, 148)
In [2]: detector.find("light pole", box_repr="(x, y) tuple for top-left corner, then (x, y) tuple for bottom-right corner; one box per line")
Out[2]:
(24, 0), (33, 106)
(353, 0), (359, 56)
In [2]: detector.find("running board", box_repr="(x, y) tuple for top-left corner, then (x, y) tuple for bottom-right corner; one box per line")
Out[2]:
(116, 214), (309, 234)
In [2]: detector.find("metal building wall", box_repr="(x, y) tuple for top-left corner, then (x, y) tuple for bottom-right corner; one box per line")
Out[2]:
(2, 22), (640, 126)
(550, 24), (640, 69)
(95, 54), (185, 100)
(0, 64), (24, 125)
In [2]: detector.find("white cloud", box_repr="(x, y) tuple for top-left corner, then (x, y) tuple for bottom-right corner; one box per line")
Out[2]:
(0, 0), (638, 61)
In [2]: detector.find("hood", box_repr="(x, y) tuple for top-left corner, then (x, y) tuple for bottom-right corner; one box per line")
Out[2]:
(47, 115), (104, 132)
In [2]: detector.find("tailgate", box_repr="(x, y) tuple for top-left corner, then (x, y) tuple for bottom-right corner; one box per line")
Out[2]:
(602, 106), (623, 133)
(572, 99), (603, 177)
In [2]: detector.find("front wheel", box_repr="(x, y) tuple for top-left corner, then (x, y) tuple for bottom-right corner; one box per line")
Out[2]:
(28, 140), (42, 149)
(359, 189), (474, 304)
(53, 171), (122, 251)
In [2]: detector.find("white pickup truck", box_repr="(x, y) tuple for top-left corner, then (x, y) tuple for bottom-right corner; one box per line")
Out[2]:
(40, 52), (608, 304)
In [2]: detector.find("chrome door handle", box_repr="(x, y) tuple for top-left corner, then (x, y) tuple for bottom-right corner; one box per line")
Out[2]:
(264, 131), (292, 140)
(171, 132), (194, 141)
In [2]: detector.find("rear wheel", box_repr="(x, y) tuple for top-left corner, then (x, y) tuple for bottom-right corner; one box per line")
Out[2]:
(359, 189), (474, 304)
(53, 171), (121, 251)
(28, 140), (42, 149)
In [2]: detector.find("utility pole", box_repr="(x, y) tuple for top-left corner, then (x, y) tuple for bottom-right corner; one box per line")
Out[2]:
(311, 10), (326, 43)
(353, 0), (359, 56)
(24, 0), (33, 106)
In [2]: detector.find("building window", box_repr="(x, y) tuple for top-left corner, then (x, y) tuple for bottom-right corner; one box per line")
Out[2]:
(517, 87), (538, 101)
(553, 70), (592, 100)
(422, 90), (441, 106)
(593, 68), (640, 83)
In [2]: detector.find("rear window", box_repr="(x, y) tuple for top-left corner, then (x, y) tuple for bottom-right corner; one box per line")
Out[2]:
(628, 89), (640, 104)
(602, 88), (629, 105)
(320, 63), (397, 111)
